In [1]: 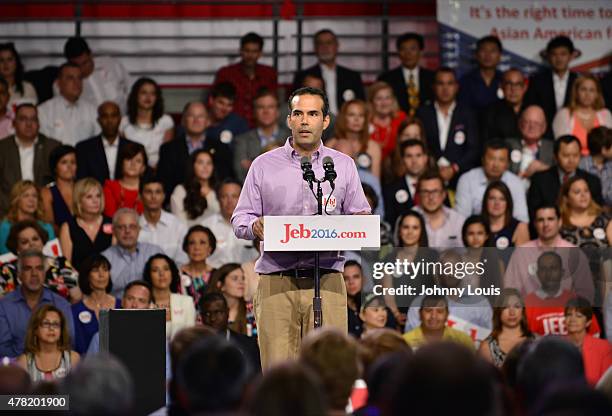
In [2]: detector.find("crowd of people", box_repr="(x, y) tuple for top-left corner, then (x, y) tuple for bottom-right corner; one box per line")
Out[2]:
(1, 28), (612, 415)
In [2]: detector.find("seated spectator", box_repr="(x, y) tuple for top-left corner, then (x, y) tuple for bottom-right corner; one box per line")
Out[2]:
(344, 260), (365, 337)
(413, 171), (465, 247)
(143, 254), (195, 340)
(0, 180), (55, 254)
(157, 101), (233, 199)
(327, 99), (382, 178)
(233, 89), (290, 182)
(403, 295), (474, 350)
(38, 63), (99, 146)
(16, 304), (79, 381)
(458, 35), (503, 114)
(138, 177), (188, 265)
(0, 104), (61, 217)
(462, 216), (504, 298)
(359, 294), (390, 336)
(0, 77), (14, 139)
(579, 126), (612, 207)
(179, 225), (216, 309)
(0, 250), (74, 358)
(478, 288), (534, 367)
(63, 36), (129, 113)
(385, 117), (432, 182)
(41, 145), (76, 228)
(482, 68), (527, 143)
(0, 43), (37, 106)
(214, 32), (277, 126)
(170, 149), (219, 226)
(101, 208), (162, 297)
(102, 141), (147, 217)
(377, 32), (434, 117)
(553, 74), (612, 154)
(462, 215), (490, 250)
(206, 263), (251, 336)
(481, 181), (530, 249)
(455, 140), (528, 222)
(202, 179), (258, 268)
(58, 178), (112, 270)
(505, 105), (553, 182)
(368, 81), (407, 159)
(76, 101), (139, 185)
(528, 135), (603, 221)
(358, 328), (412, 377)
(564, 296), (612, 386)
(119, 77), (174, 168)
(505, 206), (594, 302)
(198, 291), (261, 372)
(71, 254), (119, 354)
(205, 82), (249, 146)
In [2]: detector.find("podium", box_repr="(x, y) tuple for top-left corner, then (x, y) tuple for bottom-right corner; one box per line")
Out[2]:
(99, 309), (166, 416)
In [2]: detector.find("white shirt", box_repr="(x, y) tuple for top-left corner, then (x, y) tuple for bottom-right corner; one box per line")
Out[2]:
(120, 114), (174, 167)
(434, 101), (456, 152)
(15, 135), (37, 181)
(201, 213), (258, 268)
(552, 71), (569, 110)
(402, 66), (420, 91)
(81, 56), (131, 113)
(38, 95), (100, 146)
(139, 211), (189, 265)
(320, 64), (338, 115)
(413, 205), (465, 248)
(404, 174), (418, 200)
(170, 184), (220, 227)
(102, 136), (119, 180)
(9, 81), (38, 108)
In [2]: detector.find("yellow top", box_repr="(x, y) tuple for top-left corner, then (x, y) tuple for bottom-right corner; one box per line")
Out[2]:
(403, 326), (475, 351)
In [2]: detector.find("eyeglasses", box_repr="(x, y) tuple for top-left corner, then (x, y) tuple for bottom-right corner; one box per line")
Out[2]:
(419, 189), (443, 197)
(40, 321), (61, 329)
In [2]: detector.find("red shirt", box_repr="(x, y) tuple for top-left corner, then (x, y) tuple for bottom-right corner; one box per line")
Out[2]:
(214, 62), (278, 127)
(525, 290), (600, 336)
(369, 111), (407, 159)
(581, 335), (612, 385)
(103, 179), (144, 218)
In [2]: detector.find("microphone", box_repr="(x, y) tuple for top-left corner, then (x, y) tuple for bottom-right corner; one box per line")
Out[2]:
(301, 156), (315, 184)
(322, 156), (337, 189)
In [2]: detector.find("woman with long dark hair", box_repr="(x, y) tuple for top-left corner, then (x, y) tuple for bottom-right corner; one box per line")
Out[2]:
(0, 43), (37, 106)
(41, 145), (77, 229)
(481, 181), (530, 249)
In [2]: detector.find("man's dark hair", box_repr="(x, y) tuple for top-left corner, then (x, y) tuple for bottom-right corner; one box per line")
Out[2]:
(586, 126), (612, 155)
(240, 32), (264, 50)
(123, 280), (153, 302)
(139, 175), (164, 195)
(535, 204), (561, 219)
(476, 35), (502, 52)
(210, 82), (237, 101)
(15, 103), (36, 116)
(63, 36), (91, 60)
(537, 251), (562, 269)
(314, 29), (337, 44)
(484, 139), (509, 156)
(216, 177), (242, 199)
(199, 291), (228, 312)
(416, 169), (444, 192)
(361, 183), (378, 211)
(396, 32), (424, 51)
(254, 87), (278, 106)
(288, 87), (330, 118)
(434, 66), (457, 81)
(399, 138), (428, 157)
(343, 260), (362, 273)
(420, 295), (448, 311)
(553, 134), (581, 156)
(58, 62), (81, 78)
(546, 35), (575, 54)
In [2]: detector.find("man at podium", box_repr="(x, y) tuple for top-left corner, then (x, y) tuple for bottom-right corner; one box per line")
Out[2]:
(232, 87), (371, 369)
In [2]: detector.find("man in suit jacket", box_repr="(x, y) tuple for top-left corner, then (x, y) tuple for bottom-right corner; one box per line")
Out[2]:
(525, 35), (579, 135)
(233, 90), (290, 182)
(292, 29), (364, 115)
(378, 32), (435, 117)
(157, 101), (233, 201)
(416, 68), (479, 186)
(482, 68), (527, 143)
(528, 135), (603, 222)
(0, 104), (60, 216)
(76, 101), (137, 184)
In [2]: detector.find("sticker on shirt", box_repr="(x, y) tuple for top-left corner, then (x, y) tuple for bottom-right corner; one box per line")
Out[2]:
(356, 153), (372, 169)
(453, 130), (465, 145)
(322, 194), (337, 212)
(510, 149), (522, 164)
(102, 224), (113, 234)
(496, 87), (504, 100)
(368, 123), (375, 134)
(79, 310), (92, 324)
(593, 228), (606, 240)
(395, 189), (409, 204)
(54, 368), (67, 378)
(495, 236), (510, 249)
(181, 274), (192, 288)
(528, 262), (538, 276)
(220, 130), (233, 144)
(342, 89), (355, 101)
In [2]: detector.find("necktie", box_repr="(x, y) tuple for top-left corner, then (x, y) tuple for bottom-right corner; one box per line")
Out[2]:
(411, 181), (419, 206)
(407, 72), (419, 117)
(562, 173), (570, 184)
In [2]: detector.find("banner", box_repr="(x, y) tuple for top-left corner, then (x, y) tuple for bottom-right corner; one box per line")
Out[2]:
(437, 0), (612, 77)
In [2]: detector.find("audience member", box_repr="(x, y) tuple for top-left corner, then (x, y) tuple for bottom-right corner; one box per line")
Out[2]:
(102, 141), (147, 217)
(368, 81), (407, 159)
(553, 74), (612, 155)
(71, 254), (119, 354)
(344, 260), (365, 337)
(481, 181), (530, 249)
(63, 36), (130, 113)
(0, 104), (61, 217)
(378, 32), (434, 117)
(101, 208), (162, 297)
(40, 145), (76, 228)
(358, 328), (412, 377)
(0, 250), (74, 357)
(0, 180), (55, 254)
(16, 304), (79, 381)
(359, 293), (390, 336)
(138, 177), (188, 264)
(120, 77), (174, 167)
(293, 29), (365, 115)
(0, 364), (31, 394)
(384, 117), (431, 182)
(214, 32), (277, 126)
(458, 35), (503, 113)
(179, 225), (216, 309)
(579, 126), (612, 207)
(0, 43), (37, 106)
(170, 148), (220, 226)
(0, 77), (14, 138)
(143, 253), (195, 340)
(534, 384), (612, 416)
(206, 263), (251, 336)
(38, 62), (100, 146)
(58, 178), (112, 269)
(455, 140), (528, 222)
(76, 101), (138, 184)
(417, 67), (479, 184)
(205, 82), (249, 145)
(233, 89), (290, 181)
(482, 68), (527, 142)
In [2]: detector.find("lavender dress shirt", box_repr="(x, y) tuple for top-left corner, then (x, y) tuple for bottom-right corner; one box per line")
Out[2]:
(232, 138), (371, 274)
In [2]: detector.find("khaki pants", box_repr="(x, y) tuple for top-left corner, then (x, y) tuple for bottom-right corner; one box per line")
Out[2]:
(253, 272), (347, 370)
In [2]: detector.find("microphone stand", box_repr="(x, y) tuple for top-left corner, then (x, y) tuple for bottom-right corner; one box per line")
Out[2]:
(313, 178), (323, 328)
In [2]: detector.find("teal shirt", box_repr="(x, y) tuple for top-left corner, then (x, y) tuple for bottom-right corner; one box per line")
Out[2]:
(0, 219), (56, 254)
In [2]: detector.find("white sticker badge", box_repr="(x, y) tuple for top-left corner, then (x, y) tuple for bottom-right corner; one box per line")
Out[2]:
(342, 89), (356, 101)
(78, 310), (92, 324)
(495, 236), (510, 249)
(510, 149), (522, 164)
(454, 131), (465, 145)
(395, 189), (409, 204)
(593, 228), (606, 240)
(356, 153), (372, 169)
(220, 129), (233, 144)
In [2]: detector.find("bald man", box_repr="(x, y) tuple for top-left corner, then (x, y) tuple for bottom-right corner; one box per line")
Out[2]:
(76, 101), (139, 184)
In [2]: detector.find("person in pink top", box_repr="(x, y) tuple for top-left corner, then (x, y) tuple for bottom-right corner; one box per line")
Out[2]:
(0, 78), (14, 139)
